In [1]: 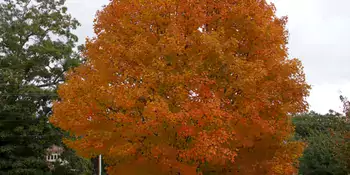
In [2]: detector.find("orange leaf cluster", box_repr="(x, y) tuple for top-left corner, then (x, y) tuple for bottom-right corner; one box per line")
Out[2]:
(51, 0), (309, 174)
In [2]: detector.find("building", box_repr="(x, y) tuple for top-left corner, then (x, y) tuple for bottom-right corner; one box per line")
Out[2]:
(46, 145), (103, 174)
(45, 145), (68, 170)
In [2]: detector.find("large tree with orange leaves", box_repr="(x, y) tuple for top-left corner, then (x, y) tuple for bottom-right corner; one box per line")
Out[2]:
(51, 0), (310, 174)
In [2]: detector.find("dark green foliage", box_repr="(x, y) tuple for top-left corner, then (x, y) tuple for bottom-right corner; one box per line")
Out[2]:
(294, 111), (347, 138)
(293, 111), (350, 175)
(50, 145), (92, 175)
(0, 0), (91, 174)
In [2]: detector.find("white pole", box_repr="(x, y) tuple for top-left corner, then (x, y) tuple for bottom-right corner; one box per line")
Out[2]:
(99, 154), (102, 175)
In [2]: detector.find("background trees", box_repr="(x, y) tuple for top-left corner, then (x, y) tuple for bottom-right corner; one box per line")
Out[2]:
(51, 0), (310, 174)
(293, 106), (350, 175)
(0, 0), (91, 174)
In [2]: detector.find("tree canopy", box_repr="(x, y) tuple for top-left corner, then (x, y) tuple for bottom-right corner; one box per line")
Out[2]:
(0, 0), (91, 174)
(51, 0), (310, 174)
(293, 111), (350, 175)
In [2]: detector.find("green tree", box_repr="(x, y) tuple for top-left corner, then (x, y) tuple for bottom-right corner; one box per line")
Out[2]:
(339, 95), (350, 173)
(293, 111), (350, 175)
(0, 0), (90, 174)
(50, 145), (92, 175)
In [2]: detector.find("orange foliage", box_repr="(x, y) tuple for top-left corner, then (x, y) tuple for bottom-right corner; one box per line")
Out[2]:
(50, 0), (310, 174)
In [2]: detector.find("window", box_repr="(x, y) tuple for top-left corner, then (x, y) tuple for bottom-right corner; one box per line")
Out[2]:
(47, 153), (62, 162)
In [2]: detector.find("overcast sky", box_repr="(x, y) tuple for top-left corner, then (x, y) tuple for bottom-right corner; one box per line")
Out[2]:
(65, 0), (350, 114)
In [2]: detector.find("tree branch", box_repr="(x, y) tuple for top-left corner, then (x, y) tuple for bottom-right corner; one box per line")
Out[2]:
(36, 71), (65, 88)
(36, 80), (64, 88)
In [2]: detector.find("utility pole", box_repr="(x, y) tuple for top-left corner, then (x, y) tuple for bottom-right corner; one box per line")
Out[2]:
(99, 154), (102, 175)
(91, 155), (103, 175)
